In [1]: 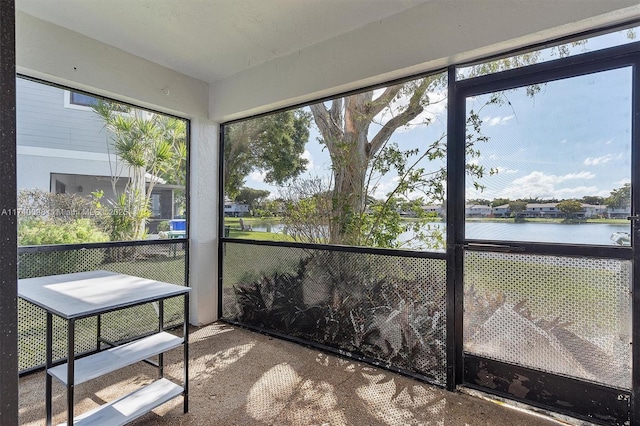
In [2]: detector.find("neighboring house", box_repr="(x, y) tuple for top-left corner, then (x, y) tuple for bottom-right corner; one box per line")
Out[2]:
(492, 204), (511, 217)
(581, 204), (607, 218)
(524, 203), (563, 218)
(422, 205), (443, 216)
(465, 204), (492, 218)
(224, 202), (250, 217)
(16, 78), (183, 231)
(607, 207), (631, 219)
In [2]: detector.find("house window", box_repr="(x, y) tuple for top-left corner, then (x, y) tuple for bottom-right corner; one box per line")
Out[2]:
(151, 193), (161, 217)
(55, 180), (66, 194)
(69, 92), (98, 107)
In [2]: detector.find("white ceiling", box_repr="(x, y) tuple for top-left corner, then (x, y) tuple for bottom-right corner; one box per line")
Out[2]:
(16, 0), (430, 84)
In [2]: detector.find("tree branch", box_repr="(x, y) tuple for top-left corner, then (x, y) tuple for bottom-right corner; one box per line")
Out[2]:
(365, 84), (403, 120)
(368, 79), (430, 157)
(310, 101), (343, 153)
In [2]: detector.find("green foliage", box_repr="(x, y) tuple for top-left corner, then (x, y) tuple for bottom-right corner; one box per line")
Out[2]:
(491, 198), (511, 207)
(235, 187), (271, 212)
(157, 220), (171, 232)
(581, 195), (605, 205)
(19, 219), (108, 246)
(232, 253), (446, 378)
(557, 199), (583, 217)
(224, 110), (311, 198)
(606, 183), (631, 209)
(93, 101), (187, 240)
(467, 198), (491, 206)
(508, 200), (527, 213)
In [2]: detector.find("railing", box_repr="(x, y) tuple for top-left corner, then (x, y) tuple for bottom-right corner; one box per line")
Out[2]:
(17, 239), (188, 373)
(221, 240), (448, 386)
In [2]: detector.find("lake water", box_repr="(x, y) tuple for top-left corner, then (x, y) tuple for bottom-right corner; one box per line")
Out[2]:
(248, 221), (630, 247)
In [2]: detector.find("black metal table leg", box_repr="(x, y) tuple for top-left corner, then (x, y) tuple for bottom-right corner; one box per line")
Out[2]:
(184, 293), (189, 413)
(45, 313), (52, 426)
(67, 319), (75, 426)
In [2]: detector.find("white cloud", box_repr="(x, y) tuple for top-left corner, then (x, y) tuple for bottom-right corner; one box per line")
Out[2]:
(584, 154), (615, 166)
(301, 150), (314, 169)
(556, 171), (596, 181)
(494, 170), (597, 199)
(554, 186), (603, 197)
(496, 167), (518, 175)
(248, 170), (267, 183)
(483, 114), (514, 126)
(371, 177), (400, 200)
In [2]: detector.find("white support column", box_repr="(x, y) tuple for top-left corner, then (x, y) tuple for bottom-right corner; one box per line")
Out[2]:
(188, 117), (218, 325)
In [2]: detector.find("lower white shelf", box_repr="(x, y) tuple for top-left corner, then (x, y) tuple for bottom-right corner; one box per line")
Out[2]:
(48, 332), (183, 385)
(58, 378), (183, 426)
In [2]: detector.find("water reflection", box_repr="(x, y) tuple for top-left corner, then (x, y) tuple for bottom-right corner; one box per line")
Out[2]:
(247, 220), (629, 247)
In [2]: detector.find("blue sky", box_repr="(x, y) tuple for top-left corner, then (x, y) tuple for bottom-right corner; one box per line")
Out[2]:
(467, 65), (631, 202)
(243, 28), (635, 204)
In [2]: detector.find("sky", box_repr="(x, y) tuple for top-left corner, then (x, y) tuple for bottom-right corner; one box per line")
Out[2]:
(240, 28), (635, 205)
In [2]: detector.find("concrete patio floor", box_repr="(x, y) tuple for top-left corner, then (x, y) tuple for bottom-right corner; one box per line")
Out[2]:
(19, 322), (577, 425)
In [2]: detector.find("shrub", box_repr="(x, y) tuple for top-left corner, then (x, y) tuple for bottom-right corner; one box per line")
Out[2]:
(157, 220), (171, 232)
(18, 219), (109, 278)
(19, 219), (109, 246)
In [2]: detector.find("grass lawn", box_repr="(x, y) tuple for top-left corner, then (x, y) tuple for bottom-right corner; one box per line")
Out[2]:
(465, 253), (629, 336)
(228, 228), (294, 242)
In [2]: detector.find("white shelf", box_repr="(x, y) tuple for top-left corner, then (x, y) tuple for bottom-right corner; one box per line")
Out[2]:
(58, 378), (183, 426)
(48, 332), (183, 385)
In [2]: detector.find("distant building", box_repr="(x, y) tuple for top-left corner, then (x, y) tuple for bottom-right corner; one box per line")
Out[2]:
(224, 201), (250, 217)
(524, 203), (562, 218)
(581, 204), (607, 218)
(465, 204), (492, 218)
(492, 204), (511, 217)
(422, 205), (443, 216)
(607, 207), (631, 219)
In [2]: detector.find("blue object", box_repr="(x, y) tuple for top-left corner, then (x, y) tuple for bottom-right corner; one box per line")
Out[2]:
(169, 219), (186, 231)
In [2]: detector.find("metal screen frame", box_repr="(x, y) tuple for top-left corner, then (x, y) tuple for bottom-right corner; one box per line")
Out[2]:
(451, 43), (640, 425)
(0, 2), (18, 424)
(219, 33), (640, 425)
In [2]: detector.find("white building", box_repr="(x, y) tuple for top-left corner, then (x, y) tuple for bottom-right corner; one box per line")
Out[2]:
(465, 204), (492, 218)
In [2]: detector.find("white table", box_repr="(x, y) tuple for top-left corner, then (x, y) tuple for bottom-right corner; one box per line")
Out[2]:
(18, 270), (191, 426)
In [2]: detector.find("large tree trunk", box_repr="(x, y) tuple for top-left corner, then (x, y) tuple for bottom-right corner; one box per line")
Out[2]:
(310, 79), (429, 245)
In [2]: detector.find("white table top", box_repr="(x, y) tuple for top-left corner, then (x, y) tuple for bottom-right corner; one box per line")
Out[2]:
(18, 270), (190, 319)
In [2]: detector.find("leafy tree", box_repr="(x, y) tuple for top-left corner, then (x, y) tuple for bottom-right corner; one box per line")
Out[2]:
(309, 73), (496, 246)
(280, 178), (332, 244)
(557, 199), (583, 218)
(605, 183), (631, 209)
(491, 198), (511, 207)
(231, 37), (610, 248)
(93, 101), (187, 240)
(16, 189), (108, 244)
(224, 110), (311, 198)
(581, 195), (605, 205)
(508, 200), (527, 215)
(236, 187), (271, 212)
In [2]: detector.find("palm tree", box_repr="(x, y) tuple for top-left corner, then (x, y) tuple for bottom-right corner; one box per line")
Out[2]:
(94, 101), (186, 240)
